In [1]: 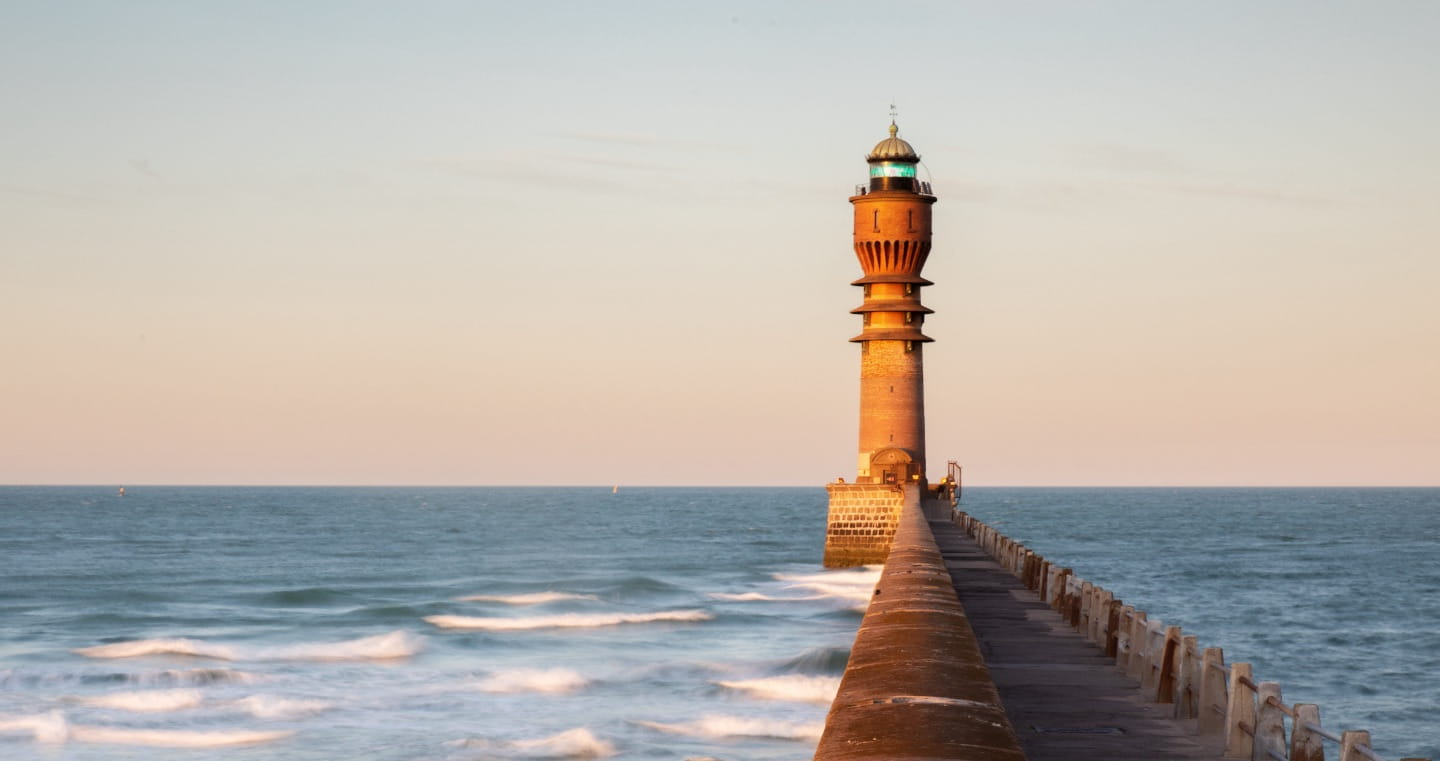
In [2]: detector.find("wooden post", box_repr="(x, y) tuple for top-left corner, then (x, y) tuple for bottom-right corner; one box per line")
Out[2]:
(1126, 610), (1149, 681)
(1038, 560), (1051, 601)
(1069, 577), (1084, 628)
(1198, 647), (1227, 736)
(1090, 589), (1110, 645)
(1224, 662), (1255, 759)
(1174, 634), (1199, 719)
(1140, 619), (1164, 694)
(1253, 682), (1286, 761)
(1105, 599), (1122, 658)
(1156, 625), (1182, 704)
(1199, 647), (1227, 735)
(1115, 605), (1135, 670)
(1290, 703), (1324, 761)
(1340, 730), (1371, 761)
(1078, 581), (1093, 635)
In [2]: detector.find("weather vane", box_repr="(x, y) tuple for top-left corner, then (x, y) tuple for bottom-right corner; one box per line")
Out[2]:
(889, 102), (898, 124)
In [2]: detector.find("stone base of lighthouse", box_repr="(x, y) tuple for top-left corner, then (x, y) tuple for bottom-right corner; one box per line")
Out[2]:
(823, 483), (951, 567)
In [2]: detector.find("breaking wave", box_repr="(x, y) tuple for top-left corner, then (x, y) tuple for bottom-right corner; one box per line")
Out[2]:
(75, 630), (420, 662)
(707, 592), (826, 602)
(0, 711), (292, 747)
(511, 727), (616, 758)
(445, 728), (616, 759)
(457, 592), (598, 605)
(476, 668), (588, 694)
(716, 674), (841, 704)
(76, 688), (204, 713)
(425, 610), (711, 631)
(633, 714), (824, 742)
(772, 567), (881, 603)
(75, 638), (237, 661)
(232, 695), (333, 720)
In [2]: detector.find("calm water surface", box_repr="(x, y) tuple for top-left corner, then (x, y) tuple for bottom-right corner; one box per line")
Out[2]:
(1, 487), (1435, 760)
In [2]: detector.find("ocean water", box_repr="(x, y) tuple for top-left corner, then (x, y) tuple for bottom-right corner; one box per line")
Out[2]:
(0, 487), (862, 761)
(1, 487), (1436, 761)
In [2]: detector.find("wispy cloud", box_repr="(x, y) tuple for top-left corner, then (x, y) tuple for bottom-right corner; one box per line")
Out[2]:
(129, 158), (162, 181)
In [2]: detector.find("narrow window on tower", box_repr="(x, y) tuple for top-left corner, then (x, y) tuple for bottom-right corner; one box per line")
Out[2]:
(872, 210), (879, 233)
(905, 312), (913, 324)
(905, 341), (914, 353)
(905, 283), (913, 294)
(907, 210), (914, 232)
(863, 313), (871, 326)
(863, 284), (871, 298)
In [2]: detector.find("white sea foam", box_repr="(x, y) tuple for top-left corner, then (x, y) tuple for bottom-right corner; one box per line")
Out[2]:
(424, 610), (712, 631)
(75, 630), (420, 662)
(707, 592), (827, 602)
(773, 567), (882, 602)
(716, 674), (841, 704)
(457, 592), (598, 605)
(0, 711), (70, 743)
(476, 668), (588, 694)
(232, 695), (333, 719)
(69, 726), (294, 747)
(0, 711), (291, 747)
(75, 638), (239, 661)
(77, 688), (205, 713)
(633, 714), (823, 742)
(255, 630), (420, 661)
(444, 728), (615, 758)
(510, 727), (616, 758)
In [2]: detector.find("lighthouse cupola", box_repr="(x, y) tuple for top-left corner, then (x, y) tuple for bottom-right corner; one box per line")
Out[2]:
(866, 123), (921, 192)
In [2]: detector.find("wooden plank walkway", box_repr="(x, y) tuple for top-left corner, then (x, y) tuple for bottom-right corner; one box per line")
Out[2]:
(931, 518), (1229, 761)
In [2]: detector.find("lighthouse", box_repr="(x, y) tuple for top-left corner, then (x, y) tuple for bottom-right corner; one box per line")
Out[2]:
(823, 119), (951, 567)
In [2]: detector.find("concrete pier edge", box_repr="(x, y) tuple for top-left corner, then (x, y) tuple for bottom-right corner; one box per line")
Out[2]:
(813, 500), (1026, 761)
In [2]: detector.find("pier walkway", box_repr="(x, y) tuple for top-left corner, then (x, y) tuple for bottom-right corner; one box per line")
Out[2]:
(931, 518), (1225, 761)
(815, 502), (1428, 761)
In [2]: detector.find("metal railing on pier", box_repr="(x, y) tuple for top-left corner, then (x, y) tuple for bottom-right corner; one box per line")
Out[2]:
(954, 511), (1432, 761)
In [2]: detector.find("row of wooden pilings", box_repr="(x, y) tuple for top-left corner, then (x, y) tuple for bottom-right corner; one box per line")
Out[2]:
(956, 511), (1430, 761)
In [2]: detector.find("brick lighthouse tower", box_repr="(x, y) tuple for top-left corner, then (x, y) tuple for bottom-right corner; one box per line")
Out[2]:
(823, 118), (952, 567)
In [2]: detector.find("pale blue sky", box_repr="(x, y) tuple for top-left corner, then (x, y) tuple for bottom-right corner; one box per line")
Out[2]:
(3, 2), (1438, 485)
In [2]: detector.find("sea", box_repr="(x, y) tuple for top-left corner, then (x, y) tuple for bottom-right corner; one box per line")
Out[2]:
(0, 487), (1436, 761)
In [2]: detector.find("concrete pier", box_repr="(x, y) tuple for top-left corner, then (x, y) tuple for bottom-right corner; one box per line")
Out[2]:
(815, 502), (1227, 761)
(930, 519), (1227, 760)
(813, 501), (1026, 760)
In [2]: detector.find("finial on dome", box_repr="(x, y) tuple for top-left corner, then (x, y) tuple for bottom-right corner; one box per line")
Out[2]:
(867, 109), (919, 163)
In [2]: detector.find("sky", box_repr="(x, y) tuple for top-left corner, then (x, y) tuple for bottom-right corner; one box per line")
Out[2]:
(2, 1), (1437, 486)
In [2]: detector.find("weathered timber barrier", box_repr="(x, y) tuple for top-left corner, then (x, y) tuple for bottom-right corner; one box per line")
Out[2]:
(813, 501), (1026, 761)
(954, 510), (1432, 761)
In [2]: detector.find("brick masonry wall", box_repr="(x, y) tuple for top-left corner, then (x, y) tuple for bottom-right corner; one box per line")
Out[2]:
(858, 340), (925, 472)
(823, 482), (920, 567)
